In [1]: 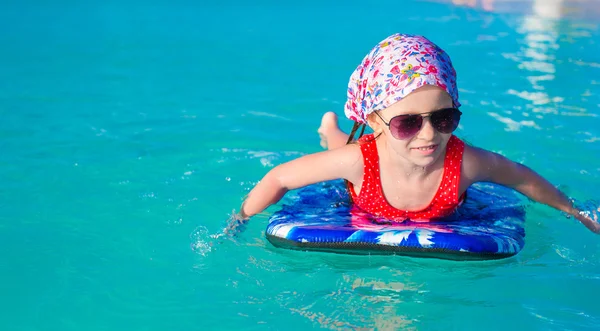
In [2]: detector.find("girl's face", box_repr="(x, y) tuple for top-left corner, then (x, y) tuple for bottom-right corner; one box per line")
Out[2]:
(368, 85), (458, 168)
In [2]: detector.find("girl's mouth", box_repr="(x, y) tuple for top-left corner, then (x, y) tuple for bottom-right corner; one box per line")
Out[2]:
(412, 144), (438, 155)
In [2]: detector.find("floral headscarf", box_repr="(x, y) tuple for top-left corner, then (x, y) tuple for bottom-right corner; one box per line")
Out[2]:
(344, 33), (460, 124)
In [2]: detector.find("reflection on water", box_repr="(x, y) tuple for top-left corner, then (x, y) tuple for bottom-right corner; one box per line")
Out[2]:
(436, 0), (599, 134)
(441, 0), (600, 20)
(249, 254), (515, 330)
(506, 10), (561, 129)
(452, 0), (495, 12)
(510, 0), (599, 133)
(286, 272), (421, 330)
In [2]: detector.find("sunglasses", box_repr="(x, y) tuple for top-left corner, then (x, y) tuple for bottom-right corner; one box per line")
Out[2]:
(374, 107), (462, 140)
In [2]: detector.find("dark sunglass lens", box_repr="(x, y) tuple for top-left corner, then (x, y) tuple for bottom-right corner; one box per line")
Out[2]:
(431, 108), (461, 133)
(390, 115), (423, 139)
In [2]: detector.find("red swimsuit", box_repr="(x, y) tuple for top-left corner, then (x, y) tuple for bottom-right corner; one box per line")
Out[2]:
(348, 134), (466, 221)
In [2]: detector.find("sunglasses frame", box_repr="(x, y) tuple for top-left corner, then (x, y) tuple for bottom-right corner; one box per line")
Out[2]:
(374, 107), (463, 140)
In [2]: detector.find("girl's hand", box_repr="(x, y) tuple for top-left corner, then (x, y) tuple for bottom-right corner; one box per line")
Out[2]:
(210, 210), (249, 240)
(222, 211), (249, 237)
(572, 208), (600, 234)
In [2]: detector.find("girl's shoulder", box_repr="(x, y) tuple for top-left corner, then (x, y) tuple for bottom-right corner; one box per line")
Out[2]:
(460, 143), (511, 188)
(317, 141), (364, 184)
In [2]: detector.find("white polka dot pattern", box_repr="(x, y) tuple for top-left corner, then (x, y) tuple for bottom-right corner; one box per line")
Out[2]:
(348, 134), (465, 222)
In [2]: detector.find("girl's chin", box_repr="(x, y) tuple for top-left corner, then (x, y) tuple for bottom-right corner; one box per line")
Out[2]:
(407, 151), (442, 167)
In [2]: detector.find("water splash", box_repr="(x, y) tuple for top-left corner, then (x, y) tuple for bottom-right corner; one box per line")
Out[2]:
(564, 199), (600, 221)
(190, 226), (213, 256)
(189, 210), (248, 256)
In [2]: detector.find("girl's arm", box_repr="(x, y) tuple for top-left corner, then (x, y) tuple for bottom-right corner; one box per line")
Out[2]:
(239, 143), (363, 219)
(462, 145), (600, 234)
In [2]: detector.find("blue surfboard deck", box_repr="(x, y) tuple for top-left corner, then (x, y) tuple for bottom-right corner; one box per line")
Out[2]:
(265, 180), (526, 261)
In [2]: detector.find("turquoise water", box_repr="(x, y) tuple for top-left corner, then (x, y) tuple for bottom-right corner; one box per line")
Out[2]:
(2, 0), (600, 329)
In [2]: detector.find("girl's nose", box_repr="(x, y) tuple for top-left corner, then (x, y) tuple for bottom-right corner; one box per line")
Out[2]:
(416, 117), (436, 140)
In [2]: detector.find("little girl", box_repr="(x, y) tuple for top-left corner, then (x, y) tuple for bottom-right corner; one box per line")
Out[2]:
(234, 33), (599, 234)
